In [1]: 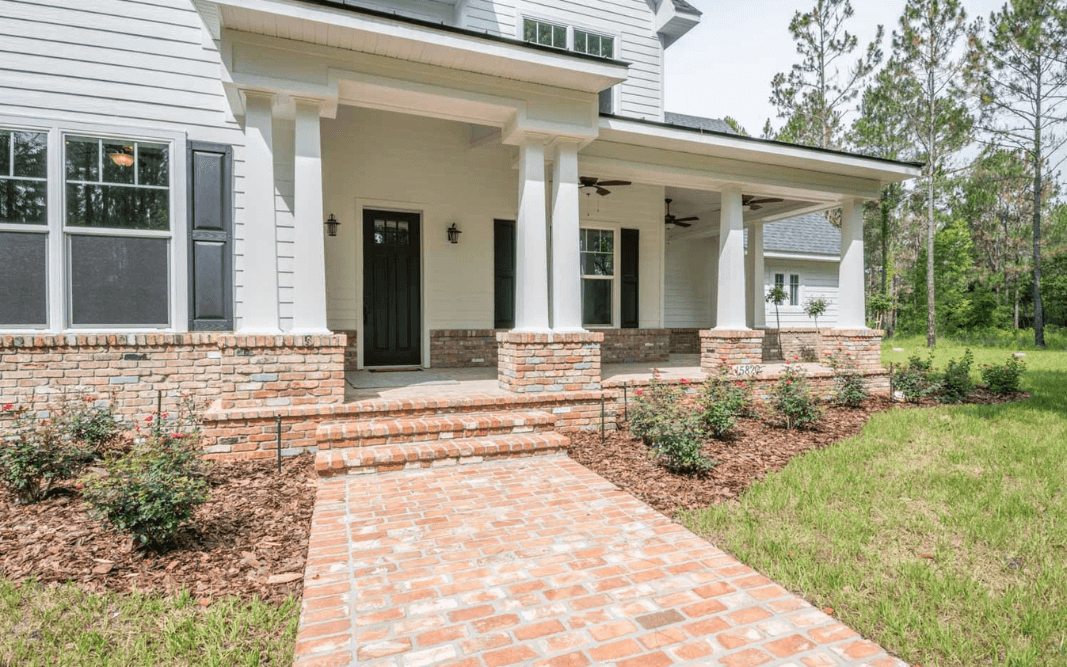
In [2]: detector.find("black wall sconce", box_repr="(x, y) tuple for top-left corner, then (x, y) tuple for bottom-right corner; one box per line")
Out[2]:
(324, 213), (340, 237)
(447, 223), (462, 244)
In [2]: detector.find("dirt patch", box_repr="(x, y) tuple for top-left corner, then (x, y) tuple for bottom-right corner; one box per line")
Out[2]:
(0, 454), (316, 605)
(569, 390), (1028, 516)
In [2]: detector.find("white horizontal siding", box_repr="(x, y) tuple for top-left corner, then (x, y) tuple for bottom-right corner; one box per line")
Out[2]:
(764, 260), (840, 327)
(664, 236), (712, 328)
(0, 0), (248, 327)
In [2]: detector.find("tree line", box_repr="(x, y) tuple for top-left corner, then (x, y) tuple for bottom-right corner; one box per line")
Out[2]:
(749, 0), (1067, 348)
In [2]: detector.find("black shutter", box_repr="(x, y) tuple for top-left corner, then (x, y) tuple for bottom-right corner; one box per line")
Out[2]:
(187, 141), (233, 331)
(621, 228), (639, 329)
(494, 219), (516, 329)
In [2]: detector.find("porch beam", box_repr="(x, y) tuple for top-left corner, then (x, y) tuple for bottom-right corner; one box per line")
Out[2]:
(514, 136), (551, 331)
(838, 198), (866, 328)
(290, 98), (330, 334)
(550, 139), (583, 331)
(239, 91), (281, 333)
(715, 186), (747, 330)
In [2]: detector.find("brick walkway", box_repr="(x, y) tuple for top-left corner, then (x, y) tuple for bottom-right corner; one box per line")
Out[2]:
(294, 456), (906, 667)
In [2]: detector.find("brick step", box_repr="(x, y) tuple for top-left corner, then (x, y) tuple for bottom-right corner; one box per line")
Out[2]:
(332, 392), (609, 421)
(316, 409), (557, 449)
(315, 432), (569, 477)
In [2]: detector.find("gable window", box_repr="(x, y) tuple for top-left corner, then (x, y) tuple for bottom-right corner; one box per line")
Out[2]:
(0, 129), (49, 326)
(581, 228), (615, 326)
(523, 18), (566, 49)
(774, 273), (800, 306)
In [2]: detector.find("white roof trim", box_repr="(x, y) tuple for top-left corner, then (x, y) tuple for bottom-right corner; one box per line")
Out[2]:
(764, 251), (840, 263)
(215, 0), (629, 93)
(598, 116), (921, 186)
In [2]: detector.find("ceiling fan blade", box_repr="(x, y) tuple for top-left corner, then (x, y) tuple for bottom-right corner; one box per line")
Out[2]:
(675, 216), (699, 223)
(596, 180), (631, 187)
(746, 197), (784, 205)
(674, 221), (692, 228)
(748, 204), (763, 211)
(596, 187), (611, 196)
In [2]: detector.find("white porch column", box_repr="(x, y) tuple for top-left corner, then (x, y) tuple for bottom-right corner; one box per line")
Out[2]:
(838, 198), (867, 328)
(745, 222), (766, 329)
(240, 91), (280, 333)
(290, 99), (330, 334)
(715, 186), (748, 330)
(550, 140), (582, 331)
(515, 136), (550, 331)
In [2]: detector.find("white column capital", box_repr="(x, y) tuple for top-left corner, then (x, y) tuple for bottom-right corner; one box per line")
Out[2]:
(240, 89), (276, 108)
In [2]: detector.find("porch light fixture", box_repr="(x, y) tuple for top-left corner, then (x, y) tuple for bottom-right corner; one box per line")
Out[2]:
(324, 213), (340, 237)
(108, 146), (134, 168)
(447, 223), (462, 244)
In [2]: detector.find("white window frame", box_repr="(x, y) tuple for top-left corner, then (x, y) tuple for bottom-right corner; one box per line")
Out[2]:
(516, 16), (622, 113)
(520, 16), (568, 50)
(0, 113), (187, 333)
(773, 272), (802, 309)
(0, 122), (51, 329)
(579, 223), (620, 328)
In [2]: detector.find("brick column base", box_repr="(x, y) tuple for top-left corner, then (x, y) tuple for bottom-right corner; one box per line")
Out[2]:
(820, 329), (885, 372)
(699, 329), (766, 373)
(497, 331), (602, 393)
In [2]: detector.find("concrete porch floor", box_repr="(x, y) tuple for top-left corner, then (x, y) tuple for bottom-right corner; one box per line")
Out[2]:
(344, 355), (707, 401)
(343, 355), (830, 401)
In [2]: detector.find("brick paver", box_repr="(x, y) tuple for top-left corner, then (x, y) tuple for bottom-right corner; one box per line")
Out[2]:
(294, 455), (906, 667)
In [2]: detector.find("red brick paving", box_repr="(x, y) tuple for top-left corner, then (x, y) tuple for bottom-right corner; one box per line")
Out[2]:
(293, 455), (906, 666)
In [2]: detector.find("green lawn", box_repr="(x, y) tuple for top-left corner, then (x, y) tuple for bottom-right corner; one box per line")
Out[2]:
(0, 580), (298, 666)
(682, 337), (1067, 667)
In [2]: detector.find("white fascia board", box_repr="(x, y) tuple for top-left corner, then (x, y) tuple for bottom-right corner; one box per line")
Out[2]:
(598, 116), (922, 186)
(764, 251), (839, 263)
(215, 0), (629, 93)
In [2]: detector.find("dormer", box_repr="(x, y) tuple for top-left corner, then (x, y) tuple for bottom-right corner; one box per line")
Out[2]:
(655, 0), (701, 49)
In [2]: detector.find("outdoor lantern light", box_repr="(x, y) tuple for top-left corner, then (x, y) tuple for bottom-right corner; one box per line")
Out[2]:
(324, 213), (340, 237)
(447, 223), (462, 244)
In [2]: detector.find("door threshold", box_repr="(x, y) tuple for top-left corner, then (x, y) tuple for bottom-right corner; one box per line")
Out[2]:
(366, 366), (424, 373)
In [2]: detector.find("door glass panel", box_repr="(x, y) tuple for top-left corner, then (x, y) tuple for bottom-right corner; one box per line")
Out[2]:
(374, 219), (385, 244)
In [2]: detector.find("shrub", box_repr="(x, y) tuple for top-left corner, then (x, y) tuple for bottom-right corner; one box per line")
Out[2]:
(770, 363), (823, 429)
(892, 354), (937, 402)
(827, 353), (868, 407)
(82, 400), (209, 547)
(629, 374), (714, 473)
(62, 394), (121, 451)
(935, 349), (974, 404)
(981, 356), (1026, 394)
(698, 366), (751, 439)
(0, 404), (90, 504)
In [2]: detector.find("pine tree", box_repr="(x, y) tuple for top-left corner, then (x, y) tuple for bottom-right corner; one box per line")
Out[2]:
(894, 0), (974, 347)
(968, 0), (1067, 348)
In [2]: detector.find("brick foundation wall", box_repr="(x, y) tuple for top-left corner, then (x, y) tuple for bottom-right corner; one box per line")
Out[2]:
(337, 330), (359, 371)
(668, 329), (701, 355)
(430, 330), (502, 368)
(600, 329), (670, 364)
(0, 333), (346, 416)
(762, 329), (822, 363)
(497, 332), (602, 393)
(820, 329), (885, 372)
(699, 329), (765, 373)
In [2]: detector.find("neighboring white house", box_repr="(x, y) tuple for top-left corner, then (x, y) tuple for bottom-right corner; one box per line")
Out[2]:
(0, 0), (919, 411)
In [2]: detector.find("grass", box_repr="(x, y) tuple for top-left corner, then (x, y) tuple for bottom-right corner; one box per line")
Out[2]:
(682, 336), (1067, 667)
(0, 579), (298, 666)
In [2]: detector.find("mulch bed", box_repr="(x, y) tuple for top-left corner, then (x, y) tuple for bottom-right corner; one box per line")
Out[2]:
(0, 453), (316, 605)
(569, 389), (1028, 515)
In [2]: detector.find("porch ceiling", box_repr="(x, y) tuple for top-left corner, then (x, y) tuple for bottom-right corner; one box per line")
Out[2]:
(215, 0), (628, 93)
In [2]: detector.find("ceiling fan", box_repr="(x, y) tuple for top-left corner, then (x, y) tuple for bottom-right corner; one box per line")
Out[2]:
(708, 194), (787, 213)
(664, 198), (699, 228)
(579, 176), (631, 196)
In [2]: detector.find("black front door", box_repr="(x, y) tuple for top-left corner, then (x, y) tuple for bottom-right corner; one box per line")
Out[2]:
(363, 210), (421, 366)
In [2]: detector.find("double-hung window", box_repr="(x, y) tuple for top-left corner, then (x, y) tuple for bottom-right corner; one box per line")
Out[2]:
(581, 228), (615, 326)
(774, 273), (800, 306)
(522, 18), (566, 49)
(0, 129), (49, 326)
(65, 136), (172, 326)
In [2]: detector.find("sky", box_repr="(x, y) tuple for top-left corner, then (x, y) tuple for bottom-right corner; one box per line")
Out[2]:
(664, 0), (1006, 136)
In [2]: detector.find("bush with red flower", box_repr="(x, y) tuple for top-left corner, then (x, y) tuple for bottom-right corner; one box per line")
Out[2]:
(0, 403), (93, 504)
(627, 371), (714, 473)
(769, 362), (823, 430)
(698, 364), (751, 439)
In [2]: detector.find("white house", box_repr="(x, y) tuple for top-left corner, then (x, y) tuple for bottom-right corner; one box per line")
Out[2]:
(0, 0), (919, 420)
